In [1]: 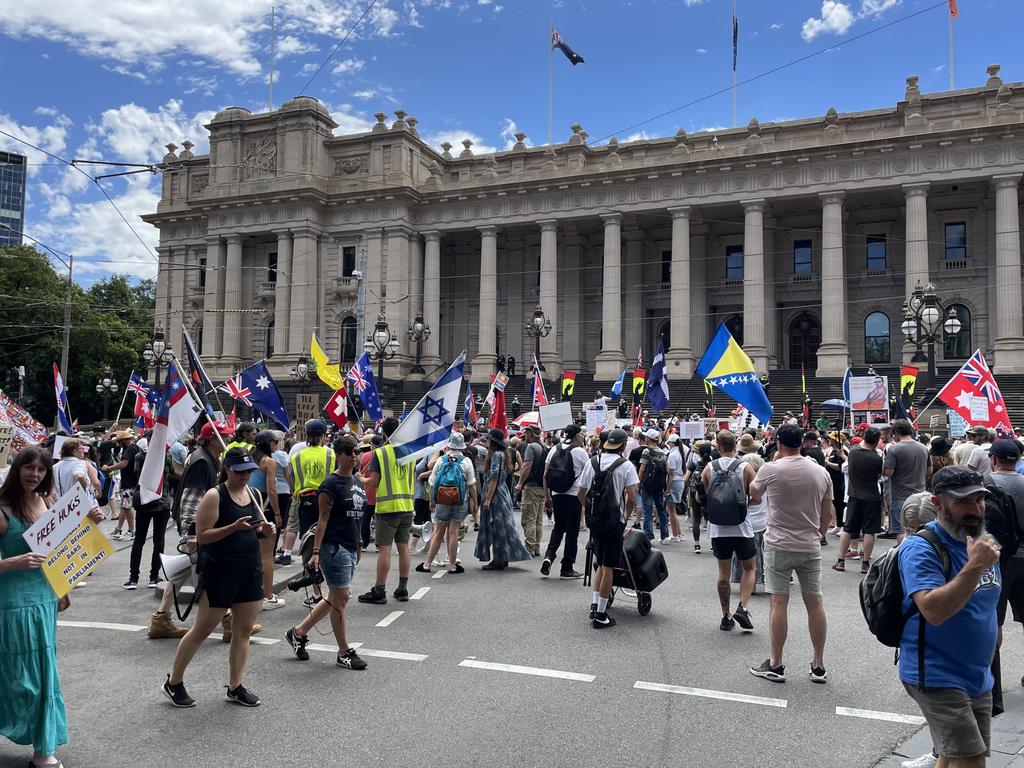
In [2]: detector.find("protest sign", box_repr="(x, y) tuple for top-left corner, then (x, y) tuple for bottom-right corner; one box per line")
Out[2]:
(539, 401), (573, 431)
(0, 424), (13, 466)
(40, 520), (114, 598)
(969, 395), (990, 423)
(679, 421), (704, 440)
(22, 485), (92, 555)
(585, 404), (607, 432)
(948, 409), (967, 438)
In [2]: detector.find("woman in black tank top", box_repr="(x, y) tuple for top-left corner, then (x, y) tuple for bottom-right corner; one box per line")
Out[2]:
(163, 448), (275, 709)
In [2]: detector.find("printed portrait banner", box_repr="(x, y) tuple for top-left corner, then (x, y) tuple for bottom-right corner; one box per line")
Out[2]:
(40, 519), (114, 598)
(22, 485), (93, 555)
(849, 375), (889, 412)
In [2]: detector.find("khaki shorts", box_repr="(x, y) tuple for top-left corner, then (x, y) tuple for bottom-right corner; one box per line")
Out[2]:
(763, 545), (822, 596)
(286, 493), (301, 533)
(375, 512), (413, 546)
(904, 685), (992, 758)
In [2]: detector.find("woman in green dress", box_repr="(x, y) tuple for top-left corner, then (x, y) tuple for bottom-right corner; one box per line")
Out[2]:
(0, 445), (102, 767)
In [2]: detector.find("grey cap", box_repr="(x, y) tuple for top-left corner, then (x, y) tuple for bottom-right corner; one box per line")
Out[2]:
(932, 465), (988, 499)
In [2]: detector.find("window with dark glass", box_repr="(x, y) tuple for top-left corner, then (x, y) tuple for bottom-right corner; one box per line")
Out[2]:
(943, 304), (971, 359)
(864, 311), (890, 364)
(793, 240), (812, 274)
(726, 245), (743, 279)
(198, 258), (206, 289)
(866, 235), (886, 270)
(265, 319), (275, 358)
(342, 246), (356, 277)
(944, 222), (967, 261)
(340, 316), (358, 364)
(661, 250), (671, 283)
(268, 252), (277, 283)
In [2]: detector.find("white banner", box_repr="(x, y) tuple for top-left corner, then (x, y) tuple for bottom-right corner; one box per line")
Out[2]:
(22, 485), (92, 555)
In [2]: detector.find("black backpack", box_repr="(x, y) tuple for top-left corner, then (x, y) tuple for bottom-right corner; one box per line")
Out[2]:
(860, 527), (950, 650)
(704, 458), (748, 526)
(641, 449), (667, 495)
(547, 445), (576, 494)
(584, 456), (627, 534)
(984, 482), (1021, 560)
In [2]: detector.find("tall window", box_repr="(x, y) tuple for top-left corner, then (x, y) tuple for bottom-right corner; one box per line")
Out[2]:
(866, 235), (887, 270)
(342, 246), (356, 277)
(793, 240), (812, 274)
(265, 319), (275, 358)
(944, 222), (967, 261)
(943, 304), (971, 359)
(864, 311), (890, 364)
(661, 250), (671, 283)
(726, 245), (744, 279)
(268, 252), (278, 283)
(340, 316), (358, 365)
(198, 257), (206, 289)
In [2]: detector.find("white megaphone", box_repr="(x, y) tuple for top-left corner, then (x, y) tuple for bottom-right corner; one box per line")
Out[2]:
(412, 520), (434, 554)
(160, 553), (196, 588)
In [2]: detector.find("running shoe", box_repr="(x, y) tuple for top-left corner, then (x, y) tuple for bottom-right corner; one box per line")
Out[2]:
(540, 558), (552, 576)
(393, 588), (410, 602)
(302, 594), (323, 608)
(749, 659), (786, 682)
(122, 580), (138, 590)
(832, 561), (845, 572)
(285, 628), (310, 661)
(358, 588), (387, 605)
(560, 570), (584, 579)
(901, 753), (938, 768)
(262, 595), (285, 611)
(733, 605), (753, 632)
(337, 648), (368, 670)
(225, 684), (261, 707)
(847, 551), (862, 560)
(592, 613), (616, 629)
(660, 537), (672, 545)
(273, 553), (292, 566)
(121, 531), (135, 541)
(693, 543), (702, 554)
(589, 603), (598, 620)
(147, 579), (159, 589)
(809, 665), (828, 684)
(720, 615), (736, 632)
(162, 675), (195, 708)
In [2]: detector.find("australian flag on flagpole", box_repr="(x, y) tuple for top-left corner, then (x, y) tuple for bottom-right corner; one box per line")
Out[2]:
(52, 363), (73, 434)
(646, 337), (670, 412)
(390, 353), (467, 466)
(346, 352), (383, 423)
(551, 27), (585, 65)
(221, 361), (290, 429)
(182, 325), (215, 416)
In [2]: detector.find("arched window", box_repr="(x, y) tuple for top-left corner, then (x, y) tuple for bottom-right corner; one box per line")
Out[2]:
(864, 311), (890, 364)
(265, 319), (275, 359)
(943, 304), (971, 359)
(340, 316), (358, 365)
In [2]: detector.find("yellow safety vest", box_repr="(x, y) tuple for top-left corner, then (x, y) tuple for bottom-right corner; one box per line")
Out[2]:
(221, 440), (252, 460)
(290, 445), (335, 494)
(374, 444), (414, 514)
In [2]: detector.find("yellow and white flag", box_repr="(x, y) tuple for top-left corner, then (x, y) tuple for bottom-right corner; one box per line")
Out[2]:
(310, 333), (344, 390)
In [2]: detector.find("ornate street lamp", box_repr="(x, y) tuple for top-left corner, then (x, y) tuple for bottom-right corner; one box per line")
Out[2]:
(524, 304), (551, 372)
(901, 281), (961, 394)
(94, 367), (118, 421)
(407, 312), (431, 375)
(142, 322), (174, 388)
(364, 309), (399, 383)
(290, 353), (314, 393)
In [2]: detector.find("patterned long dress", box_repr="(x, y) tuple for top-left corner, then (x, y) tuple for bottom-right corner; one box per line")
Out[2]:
(474, 452), (532, 565)
(0, 512), (68, 757)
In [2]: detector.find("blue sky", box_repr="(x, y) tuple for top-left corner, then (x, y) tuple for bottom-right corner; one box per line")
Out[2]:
(0, 0), (1019, 284)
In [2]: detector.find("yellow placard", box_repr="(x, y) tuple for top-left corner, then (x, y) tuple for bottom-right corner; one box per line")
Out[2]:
(41, 519), (114, 598)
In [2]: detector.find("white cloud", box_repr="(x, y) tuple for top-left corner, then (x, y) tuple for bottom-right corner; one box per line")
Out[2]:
(683, 0), (706, 6)
(423, 130), (498, 155)
(860, 0), (899, 16)
(770, 22), (784, 30)
(478, 0), (492, 4)
(330, 57), (365, 76)
(696, 47), (707, 54)
(623, 131), (654, 143)
(801, 1), (854, 41)
(0, 111), (71, 173)
(80, 100), (215, 164)
(320, 103), (376, 135)
(499, 118), (529, 150)
(352, 89), (377, 99)
(276, 35), (318, 57)
(934, 64), (947, 73)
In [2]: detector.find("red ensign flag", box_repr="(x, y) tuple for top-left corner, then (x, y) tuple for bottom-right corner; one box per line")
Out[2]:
(948, 0), (958, 18)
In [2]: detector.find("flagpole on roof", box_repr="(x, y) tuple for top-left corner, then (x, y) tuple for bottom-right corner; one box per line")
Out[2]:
(548, 20), (554, 146)
(947, 4), (955, 90)
(731, 1), (738, 129)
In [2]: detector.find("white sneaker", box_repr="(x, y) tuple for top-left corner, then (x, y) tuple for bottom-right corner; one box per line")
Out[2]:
(262, 595), (285, 611)
(901, 753), (937, 768)
(660, 537), (672, 545)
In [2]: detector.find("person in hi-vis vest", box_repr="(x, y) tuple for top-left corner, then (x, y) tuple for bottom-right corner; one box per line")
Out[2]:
(358, 417), (414, 605)
(289, 420), (335, 538)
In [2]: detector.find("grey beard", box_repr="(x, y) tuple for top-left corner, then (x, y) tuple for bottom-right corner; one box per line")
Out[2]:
(937, 516), (986, 543)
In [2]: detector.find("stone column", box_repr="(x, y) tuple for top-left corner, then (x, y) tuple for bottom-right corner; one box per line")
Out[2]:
(622, 226), (643, 363)
(155, 246), (171, 333)
(421, 231), (442, 370)
(666, 206), (694, 375)
(273, 230), (292, 358)
(816, 192), (850, 376)
(202, 235), (224, 358)
(993, 174), (1024, 372)
(742, 200), (768, 370)
(596, 213), (626, 380)
(362, 229), (384, 344)
(690, 221), (709, 356)
(537, 219), (560, 377)
(471, 226), (498, 382)
(169, 247), (187, 330)
(220, 235), (243, 360)
(289, 228), (318, 355)
(409, 233), (424, 329)
(903, 183), (931, 300)
(561, 227), (584, 370)
(385, 226), (411, 373)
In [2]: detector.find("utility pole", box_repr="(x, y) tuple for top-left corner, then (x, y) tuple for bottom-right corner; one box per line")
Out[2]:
(60, 251), (73, 389)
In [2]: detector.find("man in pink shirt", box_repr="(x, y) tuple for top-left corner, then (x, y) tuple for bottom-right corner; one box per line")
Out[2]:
(747, 424), (833, 685)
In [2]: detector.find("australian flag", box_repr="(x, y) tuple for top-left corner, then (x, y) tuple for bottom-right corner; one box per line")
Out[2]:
(236, 360), (290, 429)
(52, 363), (73, 434)
(182, 325), (215, 416)
(551, 28), (585, 65)
(346, 352), (383, 422)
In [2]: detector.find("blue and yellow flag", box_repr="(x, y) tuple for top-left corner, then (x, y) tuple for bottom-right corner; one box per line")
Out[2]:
(695, 323), (773, 425)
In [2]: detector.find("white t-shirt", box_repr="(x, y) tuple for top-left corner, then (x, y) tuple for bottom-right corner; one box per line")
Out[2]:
(577, 452), (640, 524)
(288, 441), (308, 459)
(968, 443), (993, 481)
(666, 446), (687, 482)
(428, 450), (477, 490)
(54, 457), (92, 499)
(705, 457), (754, 539)
(545, 443), (590, 496)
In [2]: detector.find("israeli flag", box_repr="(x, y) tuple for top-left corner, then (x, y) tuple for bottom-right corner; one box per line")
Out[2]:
(390, 352), (467, 466)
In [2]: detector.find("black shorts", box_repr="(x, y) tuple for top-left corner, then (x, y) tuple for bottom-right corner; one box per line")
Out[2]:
(844, 498), (882, 537)
(203, 561), (264, 609)
(998, 558), (1024, 625)
(414, 498), (431, 525)
(297, 493), (319, 537)
(592, 522), (627, 568)
(712, 536), (756, 562)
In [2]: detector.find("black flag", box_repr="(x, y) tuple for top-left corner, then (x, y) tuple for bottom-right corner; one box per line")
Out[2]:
(551, 28), (585, 65)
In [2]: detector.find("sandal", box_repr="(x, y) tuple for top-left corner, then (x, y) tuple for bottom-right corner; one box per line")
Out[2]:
(415, 563), (432, 573)
(29, 761), (64, 768)
(481, 562), (506, 571)
(448, 563), (465, 574)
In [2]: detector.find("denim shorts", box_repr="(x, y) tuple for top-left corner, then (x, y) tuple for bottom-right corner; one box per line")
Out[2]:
(667, 478), (686, 505)
(435, 503), (469, 523)
(319, 543), (357, 589)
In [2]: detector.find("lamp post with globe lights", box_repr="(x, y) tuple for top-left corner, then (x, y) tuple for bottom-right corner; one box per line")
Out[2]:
(95, 367), (119, 422)
(289, 354), (314, 394)
(524, 304), (551, 372)
(143, 322), (174, 389)
(364, 308), (399, 407)
(900, 281), (961, 394)
(407, 312), (431, 375)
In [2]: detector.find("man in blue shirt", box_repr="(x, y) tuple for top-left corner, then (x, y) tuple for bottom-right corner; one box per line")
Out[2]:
(899, 465), (1001, 768)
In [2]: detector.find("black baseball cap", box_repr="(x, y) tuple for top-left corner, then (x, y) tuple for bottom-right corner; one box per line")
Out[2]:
(564, 424), (582, 439)
(776, 424), (803, 448)
(223, 447), (259, 472)
(932, 466), (988, 499)
(991, 439), (1022, 462)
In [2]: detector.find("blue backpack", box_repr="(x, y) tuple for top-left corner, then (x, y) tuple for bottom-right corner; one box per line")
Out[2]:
(432, 454), (467, 506)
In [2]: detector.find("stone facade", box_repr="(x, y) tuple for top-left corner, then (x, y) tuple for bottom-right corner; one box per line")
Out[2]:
(143, 65), (1024, 385)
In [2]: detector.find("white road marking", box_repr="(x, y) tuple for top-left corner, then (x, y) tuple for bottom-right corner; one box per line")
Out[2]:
(376, 611), (404, 628)
(307, 642), (363, 654)
(58, 620), (145, 632)
(459, 659), (595, 682)
(836, 707), (926, 725)
(358, 649), (427, 661)
(634, 681), (788, 709)
(431, 569), (446, 580)
(410, 587), (431, 600)
(208, 633), (280, 646)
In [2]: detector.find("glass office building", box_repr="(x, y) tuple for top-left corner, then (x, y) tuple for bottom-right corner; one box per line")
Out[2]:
(0, 151), (26, 247)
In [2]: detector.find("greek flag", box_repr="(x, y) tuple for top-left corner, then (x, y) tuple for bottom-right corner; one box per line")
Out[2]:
(390, 352), (466, 466)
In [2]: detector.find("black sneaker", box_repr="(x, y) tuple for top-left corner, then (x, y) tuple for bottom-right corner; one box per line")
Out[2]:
(147, 579), (159, 589)
(592, 612), (616, 629)
(750, 659), (786, 682)
(285, 628), (310, 661)
(810, 665), (827, 684)
(122, 580), (138, 590)
(693, 543), (701, 554)
(589, 603), (598, 620)
(720, 615), (736, 632)
(337, 648), (368, 670)
(302, 594), (323, 608)
(560, 570), (583, 579)
(540, 558), (552, 576)
(162, 675), (195, 708)
(274, 553), (292, 566)
(225, 684), (261, 707)
(358, 588), (387, 605)
(393, 588), (410, 602)
(733, 605), (753, 632)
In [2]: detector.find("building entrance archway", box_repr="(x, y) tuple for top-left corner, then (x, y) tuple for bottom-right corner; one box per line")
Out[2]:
(789, 312), (821, 370)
